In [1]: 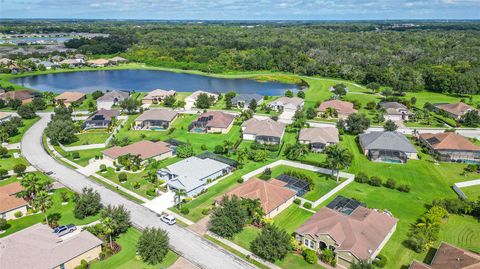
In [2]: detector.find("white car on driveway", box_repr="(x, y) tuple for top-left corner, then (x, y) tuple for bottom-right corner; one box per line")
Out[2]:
(160, 214), (176, 225)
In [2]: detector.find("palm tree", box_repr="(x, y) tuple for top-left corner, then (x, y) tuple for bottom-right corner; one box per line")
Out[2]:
(242, 198), (265, 225)
(285, 143), (309, 160)
(101, 217), (117, 249)
(236, 148), (248, 164)
(350, 260), (374, 269)
(17, 173), (50, 204)
(0, 129), (8, 143)
(174, 189), (188, 209)
(33, 190), (52, 226)
(324, 144), (353, 183)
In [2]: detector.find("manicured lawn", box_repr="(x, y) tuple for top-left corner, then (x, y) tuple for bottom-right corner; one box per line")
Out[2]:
(275, 253), (323, 269)
(439, 214), (480, 253)
(0, 187), (99, 238)
(461, 185), (480, 200)
(53, 145), (104, 166)
(115, 114), (242, 153)
(0, 150), (29, 171)
(8, 117), (40, 143)
(65, 132), (110, 146)
(273, 204), (314, 234)
(232, 226), (260, 250)
(262, 165), (339, 202)
(90, 228), (179, 269)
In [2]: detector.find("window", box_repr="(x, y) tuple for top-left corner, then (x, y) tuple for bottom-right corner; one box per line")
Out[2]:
(304, 238), (310, 247)
(304, 238), (315, 249)
(60, 264), (65, 269)
(309, 240), (315, 249)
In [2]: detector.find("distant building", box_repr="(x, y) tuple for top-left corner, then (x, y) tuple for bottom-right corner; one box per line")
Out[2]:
(189, 111), (235, 134)
(268, 96), (304, 112)
(299, 127), (339, 152)
(318, 100), (357, 119)
(242, 117), (286, 145)
(109, 56), (127, 64)
(0, 90), (36, 105)
(359, 131), (418, 163)
(37, 61), (59, 70)
(103, 140), (173, 163)
(158, 156), (233, 197)
(184, 90), (219, 110)
(142, 89), (176, 105)
(0, 111), (13, 123)
(54, 91), (86, 107)
(59, 59), (83, 68)
(0, 223), (102, 269)
(231, 93), (263, 109)
(379, 102), (413, 121)
(434, 102), (477, 120)
(409, 242), (480, 269)
(96, 90), (129, 110)
(87, 59), (109, 67)
(419, 132), (480, 164)
(295, 196), (398, 268)
(0, 182), (28, 220)
(134, 109), (178, 130)
(83, 109), (119, 130)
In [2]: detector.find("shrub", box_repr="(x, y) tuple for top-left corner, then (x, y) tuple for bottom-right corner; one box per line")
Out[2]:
(118, 172), (128, 182)
(71, 151), (80, 159)
(74, 187), (102, 219)
(237, 178), (244, 183)
(13, 163), (27, 175)
(303, 202), (312, 209)
(0, 169), (8, 179)
(373, 254), (387, 268)
(355, 172), (369, 183)
(369, 176), (382, 186)
(133, 182), (140, 189)
(260, 168), (272, 180)
(0, 218), (9, 231)
(146, 188), (157, 197)
(99, 164), (107, 172)
(398, 184), (411, 193)
(201, 144), (208, 151)
(302, 249), (318, 264)
(293, 198), (301, 205)
(74, 259), (88, 269)
(214, 145), (225, 154)
(202, 208), (211, 215)
(14, 211), (23, 218)
(180, 206), (190, 215)
(385, 178), (396, 189)
(61, 192), (69, 203)
(321, 248), (335, 264)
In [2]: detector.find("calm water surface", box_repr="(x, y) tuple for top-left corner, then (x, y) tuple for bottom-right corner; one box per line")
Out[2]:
(11, 69), (299, 96)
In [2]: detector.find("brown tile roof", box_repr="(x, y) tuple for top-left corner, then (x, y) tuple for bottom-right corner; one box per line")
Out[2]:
(143, 89), (176, 100)
(318, 100), (357, 115)
(435, 102), (476, 117)
(54, 91), (86, 103)
(217, 178), (296, 215)
(0, 90), (35, 101)
(419, 133), (480, 152)
(136, 109), (178, 122)
(410, 242), (480, 269)
(0, 223), (102, 269)
(87, 59), (109, 65)
(0, 182), (28, 213)
(299, 127), (339, 144)
(242, 118), (286, 138)
(295, 206), (397, 260)
(185, 90), (219, 102)
(194, 111), (235, 129)
(102, 140), (172, 160)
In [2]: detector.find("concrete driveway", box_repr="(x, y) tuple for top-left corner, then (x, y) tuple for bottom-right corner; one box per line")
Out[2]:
(21, 113), (257, 269)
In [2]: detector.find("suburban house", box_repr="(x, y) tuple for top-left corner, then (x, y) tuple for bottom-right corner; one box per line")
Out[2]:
(158, 156), (232, 197)
(409, 242), (480, 269)
(37, 60), (59, 70)
(231, 93), (263, 109)
(87, 58), (110, 67)
(0, 111), (12, 123)
(434, 102), (477, 120)
(359, 131), (418, 163)
(83, 109), (119, 130)
(268, 96), (304, 112)
(184, 90), (219, 110)
(96, 90), (129, 110)
(59, 59), (83, 68)
(74, 54), (86, 60)
(0, 223), (102, 269)
(54, 91), (86, 107)
(299, 127), (339, 152)
(109, 56), (127, 64)
(0, 182), (28, 220)
(0, 90), (37, 105)
(142, 89), (176, 105)
(418, 132), (480, 163)
(216, 178), (296, 218)
(102, 140), (173, 163)
(295, 196), (398, 268)
(189, 111), (236, 134)
(242, 117), (286, 145)
(318, 100), (357, 119)
(134, 109), (178, 130)
(379, 102), (413, 121)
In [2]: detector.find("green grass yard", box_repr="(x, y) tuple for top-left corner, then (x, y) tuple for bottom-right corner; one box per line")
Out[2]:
(65, 132), (110, 146)
(90, 228), (179, 269)
(8, 117), (40, 143)
(0, 150), (29, 171)
(272, 204), (314, 234)
(460, 185), (480, 200)
(53, 145), (104, 167)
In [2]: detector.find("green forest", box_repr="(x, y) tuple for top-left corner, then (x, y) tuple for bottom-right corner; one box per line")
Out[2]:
(3, 21), (480, 96)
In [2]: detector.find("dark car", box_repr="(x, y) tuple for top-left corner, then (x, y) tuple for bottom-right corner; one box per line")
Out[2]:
(53, 224), (76, 236)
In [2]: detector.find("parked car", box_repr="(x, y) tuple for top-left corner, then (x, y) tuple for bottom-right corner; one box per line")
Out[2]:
(53, 224), (76, 236)
(160, 214), (176, 225)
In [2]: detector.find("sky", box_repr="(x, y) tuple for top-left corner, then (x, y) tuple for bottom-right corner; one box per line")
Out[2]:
(2, 0), (480, 20)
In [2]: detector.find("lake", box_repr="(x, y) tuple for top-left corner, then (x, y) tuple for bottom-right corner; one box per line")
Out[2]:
(11, 69), (300, 96)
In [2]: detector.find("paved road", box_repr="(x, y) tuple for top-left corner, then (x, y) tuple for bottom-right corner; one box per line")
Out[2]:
(21, 113), (257, 269)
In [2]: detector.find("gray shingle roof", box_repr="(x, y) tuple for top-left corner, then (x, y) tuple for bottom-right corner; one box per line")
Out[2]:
(232, 94), (263, 104)
(359, 131), (417, 153)
(97, 90), (129, 102)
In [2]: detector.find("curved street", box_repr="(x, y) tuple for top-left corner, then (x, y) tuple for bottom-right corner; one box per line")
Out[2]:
(21, 113), (257, 269)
